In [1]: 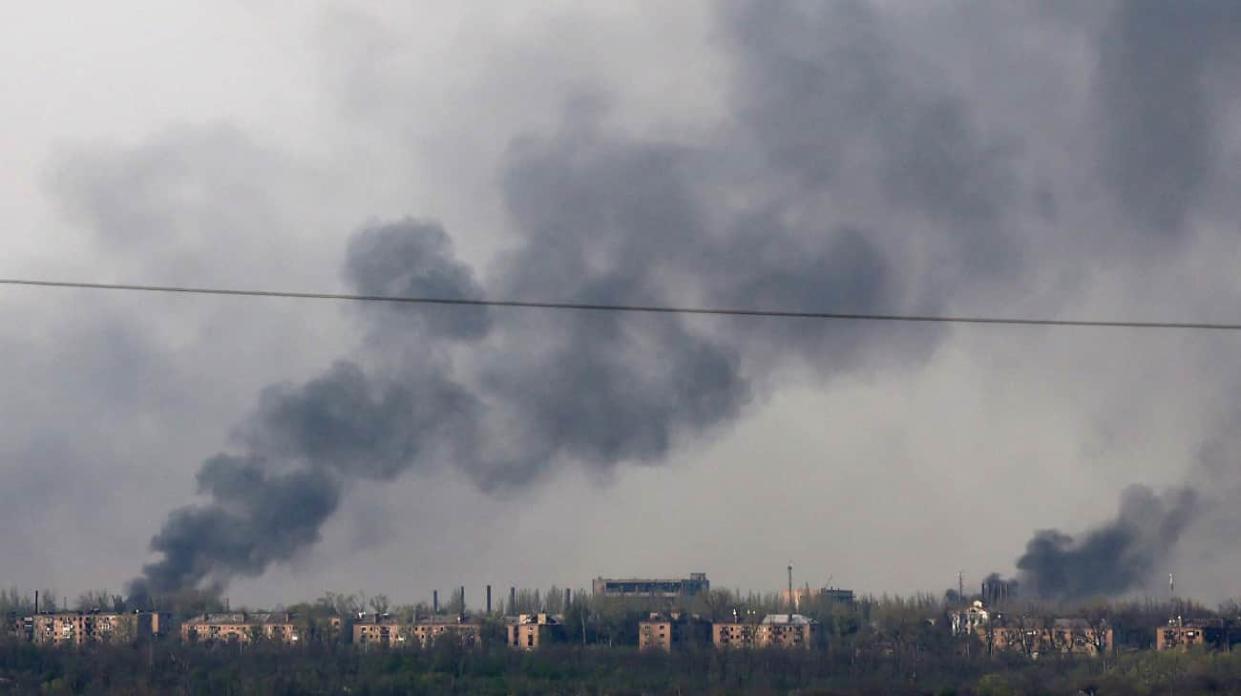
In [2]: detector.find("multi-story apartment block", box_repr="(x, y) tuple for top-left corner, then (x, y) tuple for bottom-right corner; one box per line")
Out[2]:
(409, 616), (482, 648)
(353, 614), (482, 649)
(180, 612), (301, 645)
(353, 615), (405, 648)
(712, 614), (821, 649)
(507, 613), (566, 650)
(760, 614), (822, 648)
(1155, 619), (1237, 651)
(27, 612), (166, 646)
(592, 573), (710, 598)
(980, 620), (1112, 657)
(638, 612), (711, 651)
(712, 621), (762, 649)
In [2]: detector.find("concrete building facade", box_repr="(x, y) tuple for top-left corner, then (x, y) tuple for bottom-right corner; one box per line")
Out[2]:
(180, 613), (300, 645)
(980, 620), (1113, 657)
(26, 612), (167, 646)
(507, 613), (566, 650)
(409, 617), (482, 648)
(638, 612), (711, 651)
(1155, 619), (1236, 652)
(712, 614), (821, 649)
(353, 616), (405, 648)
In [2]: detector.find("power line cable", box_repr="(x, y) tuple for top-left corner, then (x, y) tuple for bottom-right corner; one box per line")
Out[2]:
(0, 277), (1238, 331)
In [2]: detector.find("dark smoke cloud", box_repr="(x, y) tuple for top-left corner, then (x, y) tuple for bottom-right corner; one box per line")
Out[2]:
(130, 0), (1241, 597)
(1011, 485), (1198, 602)
(1097, 0), (1241, 237)
(133, 225), (484, 596)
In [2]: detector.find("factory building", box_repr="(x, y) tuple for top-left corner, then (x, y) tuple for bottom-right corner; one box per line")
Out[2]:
(592, 573), (710, 598)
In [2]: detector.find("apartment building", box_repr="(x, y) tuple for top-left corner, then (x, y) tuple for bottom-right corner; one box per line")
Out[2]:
(27, 612), (166, 646)
(180, 612), (300, 645)
(981, 620), (1112, 657)
(507, 613), (566, 650)
(638, 612), (711, 651)
(1155, 619), (1238, 651)
(353, 615), (405, 648)
(409, 616), (482, 648)
(712, 614), (821, 649)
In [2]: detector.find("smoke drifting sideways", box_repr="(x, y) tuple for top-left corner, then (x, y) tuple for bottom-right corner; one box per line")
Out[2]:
(129, 157), (910, 599)
(124, 0), (1241, 602)
(979, 485), (1199, 604)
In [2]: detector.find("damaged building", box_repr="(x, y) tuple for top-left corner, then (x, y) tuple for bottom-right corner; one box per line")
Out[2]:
(1155, 618), (1241, 652)
(712, 614), (822, 650)
(25, 611), (169, 647)
(507, 613), (567, 650)
(180, 612), (301, 645)
(352, 613), (483, 649)
(637, 612), (711, 651)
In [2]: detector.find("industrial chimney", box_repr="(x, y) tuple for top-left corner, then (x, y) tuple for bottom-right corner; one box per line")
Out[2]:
(787, 563), (794, 614)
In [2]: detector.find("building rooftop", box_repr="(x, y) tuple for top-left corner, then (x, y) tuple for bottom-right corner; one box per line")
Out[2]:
(185, 612), (293, 625)
(760, 614), (817, 625)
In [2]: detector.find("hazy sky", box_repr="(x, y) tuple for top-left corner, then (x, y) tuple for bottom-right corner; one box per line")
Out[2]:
(3, 1), (1241, 607)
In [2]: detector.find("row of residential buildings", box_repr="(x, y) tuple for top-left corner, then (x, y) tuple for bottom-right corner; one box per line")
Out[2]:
(951, 600), (1241, 657)
(9, 573), (1235, 656)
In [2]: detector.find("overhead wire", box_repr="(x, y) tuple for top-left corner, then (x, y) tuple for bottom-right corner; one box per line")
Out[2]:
(1, 277), (1239, 331)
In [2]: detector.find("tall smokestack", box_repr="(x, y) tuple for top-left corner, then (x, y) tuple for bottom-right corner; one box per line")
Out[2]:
(34, 591), (38, 615)
(433, 590), (439, 615)
(460, 586), (465, 616)
(787, 563), (794, 613)
(486, 585), (492, 614)
(510, 587), (516, 615)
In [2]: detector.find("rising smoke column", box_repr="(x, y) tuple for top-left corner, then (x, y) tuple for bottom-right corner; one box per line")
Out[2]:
(132, 222), (486, 596)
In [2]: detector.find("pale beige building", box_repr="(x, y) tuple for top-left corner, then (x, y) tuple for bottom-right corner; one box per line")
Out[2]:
(28, 612), (166, 646)
(353, 615), (482, 649)
(1156, 619), (1229, 652)
(353, 616), (406, 648)
(980, 620), (1112, 657)
(712, 621), (762, 649)
(409, 617), (482, 648)
(638, 612), (710, 651)
(507, 613), (566, 650)
(712, 614), (821, 649)
(180, 612), (300, 645)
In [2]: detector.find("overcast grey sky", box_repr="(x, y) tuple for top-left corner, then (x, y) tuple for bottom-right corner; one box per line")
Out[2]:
(3, 1), (1241, 607)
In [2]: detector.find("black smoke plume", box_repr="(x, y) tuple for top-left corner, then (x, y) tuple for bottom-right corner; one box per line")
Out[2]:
(1000, 485), (1199, 602)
